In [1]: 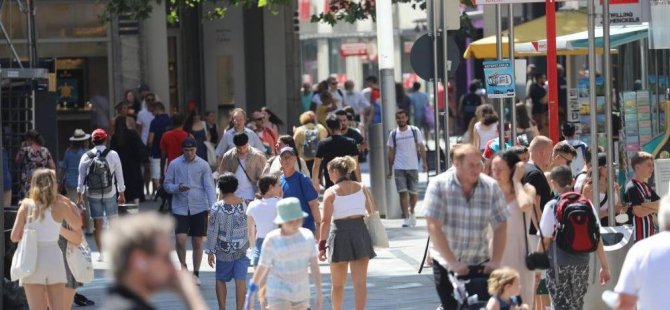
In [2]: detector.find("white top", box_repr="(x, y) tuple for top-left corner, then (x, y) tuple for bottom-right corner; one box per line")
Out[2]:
(332, 188), (367, 220)
(136, 108), (155, 145)
(234, 158), (255, 200)
(77, 145), (126, 198)
(344, 90), (370, 115)
(26, 202), (61, 243)
(474, 121), (498, 150)
(574, 171), (588, 193)
(615, 231), (670, 310)
(565, 138), (588, 176)
(259, 228), (317, 302)
(246, 197), (279, 238)
(387, 126), (425, 171)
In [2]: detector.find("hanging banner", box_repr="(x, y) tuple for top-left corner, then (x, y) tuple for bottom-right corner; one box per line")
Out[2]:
(649, 0), (670, 49)
(596, 0), (648, 25)
(483, 60), (515, 99)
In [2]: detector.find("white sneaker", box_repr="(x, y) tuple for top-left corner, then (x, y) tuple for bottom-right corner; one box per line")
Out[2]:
(97, 253), (104, 262)
(410, 214), (417, 227)
(402, 218), (410, 227)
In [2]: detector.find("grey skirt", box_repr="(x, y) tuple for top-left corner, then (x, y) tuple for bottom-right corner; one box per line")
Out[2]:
(327, 217), (376, 263)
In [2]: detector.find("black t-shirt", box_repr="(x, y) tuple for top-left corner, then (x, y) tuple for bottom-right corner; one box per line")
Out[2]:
(102, 284), (155, 310)
(558, 76), (567, 112)
(623, 179), (659, 241)
(315, 135), (359, 188)
(529, 83), (548, 114)
(344, 128), (364, 146)
(522, 162), (551, 234)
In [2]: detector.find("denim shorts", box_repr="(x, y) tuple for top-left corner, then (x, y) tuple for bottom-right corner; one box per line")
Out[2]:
(87, 196), (118, 219)
(216, 256), (249, 282)
(251, 238), (265, 266)
(394, 169), (419, 193)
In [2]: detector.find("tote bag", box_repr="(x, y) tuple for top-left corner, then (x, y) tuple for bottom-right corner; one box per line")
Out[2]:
(10, 203), (38, 281)
(66, 238), (94, 283)
(365, 212), (389, 248)
(204, 141), (218, 170)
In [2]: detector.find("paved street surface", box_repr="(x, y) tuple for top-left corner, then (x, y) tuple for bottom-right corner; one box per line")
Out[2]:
(77, 165), (443, 309)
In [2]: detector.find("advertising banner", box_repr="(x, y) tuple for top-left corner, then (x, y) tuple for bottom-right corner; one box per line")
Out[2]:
(483, 60), (515, 99)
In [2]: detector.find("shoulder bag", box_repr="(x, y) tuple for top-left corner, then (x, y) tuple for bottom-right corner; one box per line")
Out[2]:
(66, 237), (94, 283)
(10, 202), (38, 281)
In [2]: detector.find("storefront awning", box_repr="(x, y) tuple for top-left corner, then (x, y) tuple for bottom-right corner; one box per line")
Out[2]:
(463, 10), (588, 59)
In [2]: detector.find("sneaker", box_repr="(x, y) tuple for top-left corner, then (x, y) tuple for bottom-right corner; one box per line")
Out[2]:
(194, 275), (201, 286)
(97, 253), (104, 262)
(410, 214), (417, 227)
(402, 218), (410, 227)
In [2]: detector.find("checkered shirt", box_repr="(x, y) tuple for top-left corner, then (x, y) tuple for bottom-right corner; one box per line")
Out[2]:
(423, 169), (509, 266)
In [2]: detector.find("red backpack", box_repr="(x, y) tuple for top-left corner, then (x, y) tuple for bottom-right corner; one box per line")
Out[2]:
(553, 192), (601, 253)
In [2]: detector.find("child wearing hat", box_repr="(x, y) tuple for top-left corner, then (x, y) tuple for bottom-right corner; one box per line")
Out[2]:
(206, 172), (251, 310)
(245, 197), (323, 310)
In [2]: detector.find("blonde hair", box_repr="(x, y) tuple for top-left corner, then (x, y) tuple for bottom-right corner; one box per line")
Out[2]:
(327, 156), (357, 177)
(487, 267), (520, 296)
(27, 168), (57, 221)
(453, 144), (480, 163)
(299, 111), (317, 125)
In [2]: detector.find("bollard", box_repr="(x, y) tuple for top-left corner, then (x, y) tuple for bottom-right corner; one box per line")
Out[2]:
(368, 124), (388, 217)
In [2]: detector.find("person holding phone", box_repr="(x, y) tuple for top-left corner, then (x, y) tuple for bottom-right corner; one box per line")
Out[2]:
(164, 137), (217, 285)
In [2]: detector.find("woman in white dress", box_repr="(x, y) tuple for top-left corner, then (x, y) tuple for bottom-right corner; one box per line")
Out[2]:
(490, 150), (537, 306)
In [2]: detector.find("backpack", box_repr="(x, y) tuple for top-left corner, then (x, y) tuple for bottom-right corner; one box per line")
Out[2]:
(85, 149), (114, 192)
(302, 126), (320, 158)
(553, 192), (600, 254)
(391, 126), (421, 164)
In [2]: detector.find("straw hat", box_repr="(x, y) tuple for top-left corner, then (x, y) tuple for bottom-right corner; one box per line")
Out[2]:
(69, 129), (90, 141)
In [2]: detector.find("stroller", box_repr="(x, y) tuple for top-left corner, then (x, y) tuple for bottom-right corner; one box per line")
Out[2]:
(448, 266), (491, 310)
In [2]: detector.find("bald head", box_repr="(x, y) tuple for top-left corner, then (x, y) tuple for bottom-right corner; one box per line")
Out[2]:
(528, 136), (553, 171)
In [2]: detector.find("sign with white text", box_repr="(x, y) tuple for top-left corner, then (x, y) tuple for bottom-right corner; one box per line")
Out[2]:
(596, 0), (648, 25)
(483, 60), (515, 99)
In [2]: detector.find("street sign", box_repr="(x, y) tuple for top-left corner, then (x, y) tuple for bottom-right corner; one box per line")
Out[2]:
(483, 60), (516, 99)
(340, 43), (368, 57)
(409, 34), (460, 80)
(596, 0), (648, 25)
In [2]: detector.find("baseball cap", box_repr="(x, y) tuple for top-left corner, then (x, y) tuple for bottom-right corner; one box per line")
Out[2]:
(598, 153), (607, 167)
(182, 137), (197, 148)
(279, 147), (296, 156)
(91, 129), (108, 141)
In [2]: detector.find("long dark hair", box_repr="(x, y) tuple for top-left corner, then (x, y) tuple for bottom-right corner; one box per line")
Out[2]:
(184, 111), (196, 134)
(498, 149), (521, 184)
(262, 107), (284, 127)
(25, 129), (44, 146)
(277, 135), (302, 171)
(114, 116), (129, 147)
(515, 102), (533, 129)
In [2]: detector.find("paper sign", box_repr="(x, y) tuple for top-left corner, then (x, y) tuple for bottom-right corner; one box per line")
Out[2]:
(654, 158), (670, 197)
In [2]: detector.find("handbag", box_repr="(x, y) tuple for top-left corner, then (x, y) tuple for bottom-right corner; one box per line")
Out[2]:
(66, 238), (94, 283)
(10, 202), (38, 281)
(524, 206), (550, 270)
(365, 211), (389, 248)
(203, 141), (218, 170)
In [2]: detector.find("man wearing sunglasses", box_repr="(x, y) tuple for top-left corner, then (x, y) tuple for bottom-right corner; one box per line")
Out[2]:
(549, 141), (577, 173)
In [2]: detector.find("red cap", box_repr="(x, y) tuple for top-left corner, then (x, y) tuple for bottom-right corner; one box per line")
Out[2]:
(91, 129), (108, 141)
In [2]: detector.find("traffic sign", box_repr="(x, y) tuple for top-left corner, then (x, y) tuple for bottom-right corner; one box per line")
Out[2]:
(409, 34), (460, 81)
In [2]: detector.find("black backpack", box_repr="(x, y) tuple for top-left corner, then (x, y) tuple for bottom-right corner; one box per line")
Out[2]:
(391, 126), (421, 164)
(85, 149), (114, 192)
(553, 192), (600, 254)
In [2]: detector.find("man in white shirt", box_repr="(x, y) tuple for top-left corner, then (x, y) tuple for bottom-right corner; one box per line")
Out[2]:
(343, 80), (370, 121)
(77, 129), (126, 260)
(215, 108), (266, 160)
(387, 110), (427, 227)
(615, 195), (670, 310)
(561, 122), (588, 176)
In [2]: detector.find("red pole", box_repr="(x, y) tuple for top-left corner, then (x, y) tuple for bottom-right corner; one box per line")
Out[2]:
(546, 0), (559, 143)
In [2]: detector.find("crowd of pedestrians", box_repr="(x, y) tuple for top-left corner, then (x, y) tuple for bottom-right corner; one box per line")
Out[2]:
(4, 78), (667, 310)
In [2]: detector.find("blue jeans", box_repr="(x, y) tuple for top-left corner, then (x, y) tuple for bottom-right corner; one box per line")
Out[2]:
(251, 238), (265, 266)
(87, 196), (118, 219)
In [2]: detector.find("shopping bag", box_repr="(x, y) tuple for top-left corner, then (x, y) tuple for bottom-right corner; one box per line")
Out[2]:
(10, 203), (38, 281)
(366, 211), (389, 248)
(66, 238), (94, 283)
(204, 141), (218, 170)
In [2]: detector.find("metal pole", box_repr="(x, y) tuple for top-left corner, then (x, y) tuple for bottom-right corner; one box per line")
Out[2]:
(369, 124), (388, 217)
(640, 38), (648, 90)
(588, 0), (600, 209)
(603, 0), (615, 224)
(0, 67), (4, 306)
(375, 0), (400, 218)
(430, 0), (441, 173)
(496, 4), (505, 151)
(509, 4), (517, 144)
(546, 0), (559, 143)
(441, 6), (451, 167)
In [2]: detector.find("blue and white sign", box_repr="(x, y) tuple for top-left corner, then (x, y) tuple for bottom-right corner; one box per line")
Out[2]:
(483, 60), (516, 99)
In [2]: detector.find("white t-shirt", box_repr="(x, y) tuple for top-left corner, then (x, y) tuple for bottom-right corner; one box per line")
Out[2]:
(387, 126), (424, 171)
(136, 109), (155, 145)
(615, 231), (670, 310)
(474, 121), (498, 150)
(235, 158), (255, 200)
(246, 197), (279, 238)
(565, 138), (588, 176)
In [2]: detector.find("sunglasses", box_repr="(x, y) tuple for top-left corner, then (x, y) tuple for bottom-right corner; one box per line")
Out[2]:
(558, 153), (572, 166)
